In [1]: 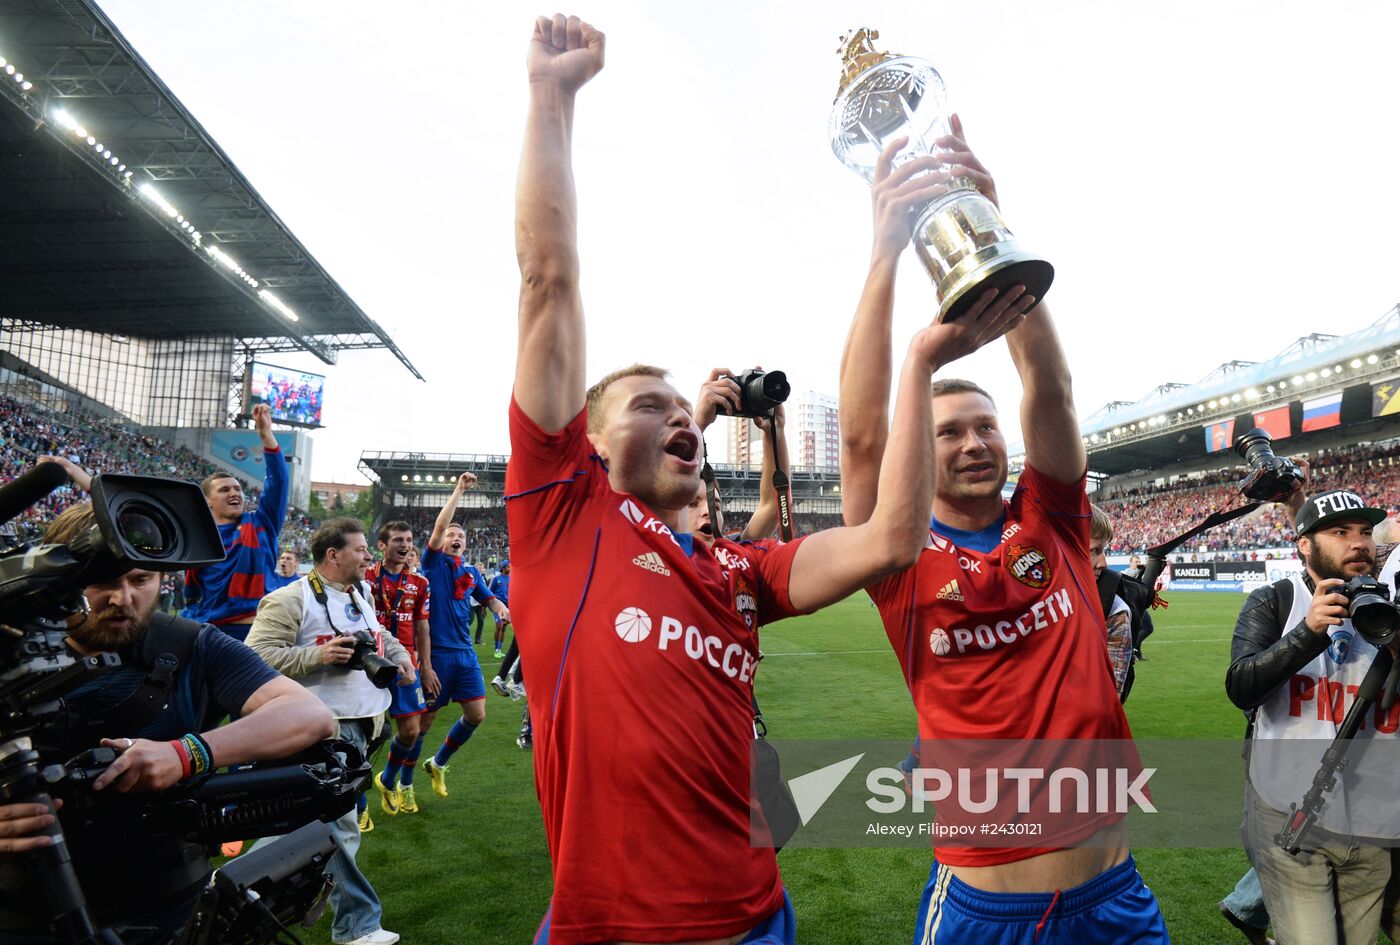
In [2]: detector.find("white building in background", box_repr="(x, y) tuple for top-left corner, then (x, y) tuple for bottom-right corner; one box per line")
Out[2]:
(719, 390), (839, 471)
(725, 415), (765, 468)
(792, 390), (839, 471)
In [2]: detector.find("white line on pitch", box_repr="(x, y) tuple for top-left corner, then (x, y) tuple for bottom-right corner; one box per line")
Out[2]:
(764, 649), (890, 657)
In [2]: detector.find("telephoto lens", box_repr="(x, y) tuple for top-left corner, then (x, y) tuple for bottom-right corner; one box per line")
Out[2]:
(1339, 575), (1400, 646)
(345, 630), (398, 688)
(1234, 427), (1305, 502)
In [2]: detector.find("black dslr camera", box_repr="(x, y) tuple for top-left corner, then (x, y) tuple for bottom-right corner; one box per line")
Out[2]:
(720, 369), (790, 419)
(346, 629), (398, 688)
(1234, 427), (1306, 502)
(1338, 575), (1400, 647)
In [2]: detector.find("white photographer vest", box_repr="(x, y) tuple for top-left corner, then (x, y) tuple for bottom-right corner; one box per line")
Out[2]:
(294, 575), (392, 719)
(1250, 574), (1400, 838)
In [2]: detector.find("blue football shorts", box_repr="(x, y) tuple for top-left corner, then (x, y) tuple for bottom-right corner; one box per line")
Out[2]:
(388, 667), (428, 718)
(911, 855), (1169, 945)
(428, 647), (486, 707)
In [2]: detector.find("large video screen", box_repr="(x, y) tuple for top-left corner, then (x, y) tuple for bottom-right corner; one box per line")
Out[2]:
(247, 361), (326, 427)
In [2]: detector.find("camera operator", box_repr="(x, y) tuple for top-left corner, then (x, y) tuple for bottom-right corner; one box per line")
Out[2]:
(245, 517), (413, 945)
(1225, 489), (1393, 945)
(0, 493), (337, 945)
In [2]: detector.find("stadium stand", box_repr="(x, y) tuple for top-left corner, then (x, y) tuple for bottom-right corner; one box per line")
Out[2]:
(1098, 438), (1400, 554)
(0, 389), (317, 555)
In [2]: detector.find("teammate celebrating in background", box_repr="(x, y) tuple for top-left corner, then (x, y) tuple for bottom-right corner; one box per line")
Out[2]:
(838, 131), (1168, 942)
(418, 472), (509, 798)
(509, 16), (1026, 945)
(182, 402), (288, 641)
(366, 521), (435, 816)
(271, 549), (301, 590)
(489, 560), (511, 658)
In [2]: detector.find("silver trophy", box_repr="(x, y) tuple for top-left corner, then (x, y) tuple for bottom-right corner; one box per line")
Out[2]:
(830, 29), (1053, 322)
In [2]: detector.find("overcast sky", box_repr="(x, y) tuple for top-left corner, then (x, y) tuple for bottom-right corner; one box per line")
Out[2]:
(95, 0), (1400, 483)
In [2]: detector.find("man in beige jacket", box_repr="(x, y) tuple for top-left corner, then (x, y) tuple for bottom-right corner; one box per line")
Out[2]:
(248, 516), (413, 945)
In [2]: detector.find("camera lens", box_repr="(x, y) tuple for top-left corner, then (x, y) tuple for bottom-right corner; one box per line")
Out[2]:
(1352, 596), (1399, 645)
(1234, 428), (1275, 465)
(759, 371), (791, 405)
(115, 502), (175, 558)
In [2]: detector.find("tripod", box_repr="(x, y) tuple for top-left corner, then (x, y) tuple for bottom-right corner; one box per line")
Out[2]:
(1274, 645), (1400, 854)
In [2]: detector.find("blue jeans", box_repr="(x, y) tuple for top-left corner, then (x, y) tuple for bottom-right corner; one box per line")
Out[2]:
(1221, 867), (1269, 931)
(1246, 782), (1388, 945)
(253, 719), (383, 941)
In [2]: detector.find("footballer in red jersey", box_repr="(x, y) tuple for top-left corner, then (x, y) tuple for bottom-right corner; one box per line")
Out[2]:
(366, 521), (434, 814)
(509, 15), (1030, 945)
(839, 131), (1168, 943)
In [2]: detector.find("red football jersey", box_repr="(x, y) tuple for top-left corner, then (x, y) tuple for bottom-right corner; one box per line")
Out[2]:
(870, 464), (1135, 866)
(365, 563), (430, 664)
(505, 398), (803, 945)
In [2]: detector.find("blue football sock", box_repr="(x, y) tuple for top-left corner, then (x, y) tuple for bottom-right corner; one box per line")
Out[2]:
(400, 735), (426, 786)
(434, 718), (479, 766)
(381, 737), (414, 788)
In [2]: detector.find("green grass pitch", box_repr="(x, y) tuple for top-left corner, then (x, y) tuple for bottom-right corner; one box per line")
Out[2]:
(287, 592), (1373, 944)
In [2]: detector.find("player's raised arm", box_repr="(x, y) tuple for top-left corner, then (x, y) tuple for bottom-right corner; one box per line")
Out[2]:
(514, 14), (605, 434)
(1003, 302), (1083, 484)
(429, 472), (476, 551)
(790, 300), (1030, 612)
(838, 139), (944, 526)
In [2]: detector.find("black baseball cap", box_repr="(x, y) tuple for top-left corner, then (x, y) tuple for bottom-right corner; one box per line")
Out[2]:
(1294, 490), (1387, 538)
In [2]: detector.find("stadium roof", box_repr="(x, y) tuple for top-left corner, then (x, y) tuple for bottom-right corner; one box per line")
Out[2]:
(1016, 305), (1400, 476)
(359, 450), (843, 504)
(0, 0), (421, 378)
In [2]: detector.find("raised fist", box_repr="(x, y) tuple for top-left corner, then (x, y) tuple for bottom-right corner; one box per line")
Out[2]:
(527, 14), (605, 92)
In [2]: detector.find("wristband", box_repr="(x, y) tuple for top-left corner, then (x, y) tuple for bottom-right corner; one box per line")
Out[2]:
(190, 732), (215, 772)
(169, 739), (193, 780)
(180, 733), (211, 776)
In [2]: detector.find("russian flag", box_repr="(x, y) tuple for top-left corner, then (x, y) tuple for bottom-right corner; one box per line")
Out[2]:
(1302, 393), (1342, 432)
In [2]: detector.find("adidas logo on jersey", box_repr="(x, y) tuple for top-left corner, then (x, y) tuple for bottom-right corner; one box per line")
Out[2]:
(936, 579), (964, 602)
(632, 552), (671, 577)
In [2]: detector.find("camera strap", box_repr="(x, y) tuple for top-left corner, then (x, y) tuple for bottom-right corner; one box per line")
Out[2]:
(700, 458), (723, 543)
(763, 414), (795, 543)
(67, 614), (201, 744)
(1139, 501), (1264, 591)
(307, 569), (372, 637)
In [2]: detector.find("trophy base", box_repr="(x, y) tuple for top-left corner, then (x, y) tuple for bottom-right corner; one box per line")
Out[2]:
(938, 251), (1055, 324)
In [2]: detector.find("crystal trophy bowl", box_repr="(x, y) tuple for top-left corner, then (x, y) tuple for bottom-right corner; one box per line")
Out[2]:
(829, 29), (1053, 322)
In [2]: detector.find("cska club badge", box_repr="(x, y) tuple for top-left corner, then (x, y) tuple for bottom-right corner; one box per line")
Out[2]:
(1007, 543), (1052, 589)
(734, 577), (758, 630)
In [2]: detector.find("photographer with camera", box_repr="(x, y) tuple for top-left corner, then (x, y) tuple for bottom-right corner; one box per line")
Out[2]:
(1226, 488), (1394, 945)
(245, 517), (413, 945)
(0, 484), (337, 945)
(693, 367), (791, 542)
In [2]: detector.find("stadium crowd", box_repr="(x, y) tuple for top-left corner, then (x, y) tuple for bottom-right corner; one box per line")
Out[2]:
(0, 392), (316, 555)
(1098, 438), (1400, 553)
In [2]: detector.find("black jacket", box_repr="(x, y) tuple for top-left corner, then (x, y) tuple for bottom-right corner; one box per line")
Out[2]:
(1225, 576), (1330, 712)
